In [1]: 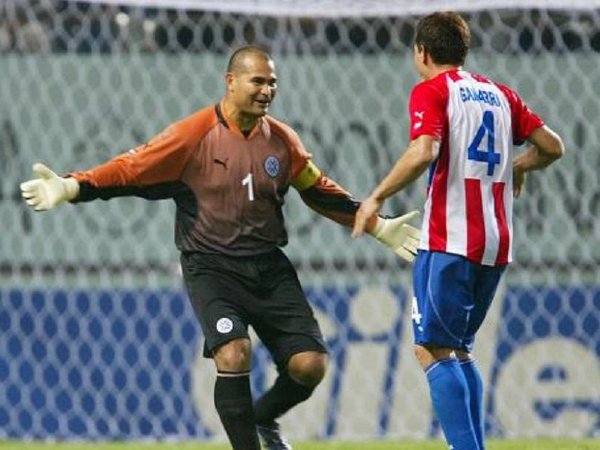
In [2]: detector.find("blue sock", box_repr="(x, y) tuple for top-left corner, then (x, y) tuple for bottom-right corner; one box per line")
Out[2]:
(426, 358), (480, 450)
(460, 359), (485, 449)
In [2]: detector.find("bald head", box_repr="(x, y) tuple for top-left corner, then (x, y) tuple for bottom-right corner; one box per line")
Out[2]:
(223, 45), (277, 130)
(227, 46), (273, 74)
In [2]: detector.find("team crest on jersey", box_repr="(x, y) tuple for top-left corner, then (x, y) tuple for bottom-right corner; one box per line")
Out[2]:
(264, 155), (280, 177)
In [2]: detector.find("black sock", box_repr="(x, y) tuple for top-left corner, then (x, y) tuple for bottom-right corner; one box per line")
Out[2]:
(214, 372), (260, 450)
(254, 371), (315, 426)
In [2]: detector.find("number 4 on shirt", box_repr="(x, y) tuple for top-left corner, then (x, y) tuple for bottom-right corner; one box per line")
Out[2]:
(468, 110), (500, 176)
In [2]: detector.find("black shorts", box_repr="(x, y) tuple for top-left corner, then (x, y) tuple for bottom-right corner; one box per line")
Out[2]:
(181, 248), (327, 369)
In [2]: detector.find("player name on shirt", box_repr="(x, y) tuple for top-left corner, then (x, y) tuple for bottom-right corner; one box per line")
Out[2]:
(459, 86), (502, 107)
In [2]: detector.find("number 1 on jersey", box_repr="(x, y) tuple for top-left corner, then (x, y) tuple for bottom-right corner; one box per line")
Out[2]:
(242, 173), (255, 201)
(468, 110), (500, 176)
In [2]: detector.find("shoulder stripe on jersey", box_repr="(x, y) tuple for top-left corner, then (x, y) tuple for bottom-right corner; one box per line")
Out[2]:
(214, 103), (229, 129)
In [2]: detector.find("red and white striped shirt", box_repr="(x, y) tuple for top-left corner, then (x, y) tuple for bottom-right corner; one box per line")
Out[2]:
(409, 69), (543, 266)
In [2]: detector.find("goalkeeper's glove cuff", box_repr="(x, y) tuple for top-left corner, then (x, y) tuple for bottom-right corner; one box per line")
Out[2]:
(62, 176), (80, 202)
(370, 217), (385, 239)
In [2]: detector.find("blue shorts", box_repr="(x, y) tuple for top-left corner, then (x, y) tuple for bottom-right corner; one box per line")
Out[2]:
(412, 250), (506, 353)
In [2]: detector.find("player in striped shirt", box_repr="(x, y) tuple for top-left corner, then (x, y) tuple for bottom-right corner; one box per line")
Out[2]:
(353, 12), (564, 450)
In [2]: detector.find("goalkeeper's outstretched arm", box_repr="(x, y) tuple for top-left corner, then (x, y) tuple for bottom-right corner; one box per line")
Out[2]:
(20, 119), (197, 209)
(292, 160), (421, 263)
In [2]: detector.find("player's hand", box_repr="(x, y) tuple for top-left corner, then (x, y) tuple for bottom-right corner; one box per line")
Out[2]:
(513, 167), (526, 198)
(370, 211), (421, 263)
(352, 195), (384, 239)
(20, 163), (80, 211)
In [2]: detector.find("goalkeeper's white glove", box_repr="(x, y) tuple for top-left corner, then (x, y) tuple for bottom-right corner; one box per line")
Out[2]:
(20, 163), (80, 211)
(370, 210), (421, 263)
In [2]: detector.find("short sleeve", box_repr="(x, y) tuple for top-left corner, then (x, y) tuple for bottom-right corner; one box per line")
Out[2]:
(409, 80), (448, 141)
(497, 83), (544, 144)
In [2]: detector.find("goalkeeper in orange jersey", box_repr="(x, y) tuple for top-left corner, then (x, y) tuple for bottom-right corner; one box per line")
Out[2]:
(21, 46), (420, 450)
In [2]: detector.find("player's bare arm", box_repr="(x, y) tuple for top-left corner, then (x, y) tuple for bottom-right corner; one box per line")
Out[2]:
(352, 134), (439, 238)
(513, 125), (564, 198)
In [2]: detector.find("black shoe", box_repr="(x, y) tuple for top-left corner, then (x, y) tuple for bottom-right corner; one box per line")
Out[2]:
(256, 421), (292, 450)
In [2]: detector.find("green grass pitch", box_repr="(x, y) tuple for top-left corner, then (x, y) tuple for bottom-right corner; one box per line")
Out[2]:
(1, 439), (599, 450)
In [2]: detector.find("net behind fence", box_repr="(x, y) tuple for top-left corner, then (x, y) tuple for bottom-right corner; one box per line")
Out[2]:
(1, 0), (599, 442)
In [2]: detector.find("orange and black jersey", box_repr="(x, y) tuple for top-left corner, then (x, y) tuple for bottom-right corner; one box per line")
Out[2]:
(70, 103), (374, 256)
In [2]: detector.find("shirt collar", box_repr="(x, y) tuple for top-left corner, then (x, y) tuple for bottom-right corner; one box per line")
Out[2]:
(218, 100), (263, 140)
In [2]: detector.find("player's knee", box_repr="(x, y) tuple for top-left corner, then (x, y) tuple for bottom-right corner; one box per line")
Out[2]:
(213, 338), (252, 372)
(414, 345), (432, 368)
(287, 351), (328, 387)
(414, 344), (454, 369)
(454, 349), (472, 361)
